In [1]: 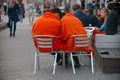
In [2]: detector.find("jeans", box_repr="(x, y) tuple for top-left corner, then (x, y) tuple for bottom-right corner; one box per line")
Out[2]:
(19, 14), (23, 23)
(9, 18), (17, 35)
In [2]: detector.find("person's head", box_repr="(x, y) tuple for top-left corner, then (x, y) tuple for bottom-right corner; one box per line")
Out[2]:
(84, 9), (90, 16)
(100, 8), (109, 19)
(64, 5), (71, 14)
(28, 0), (32, 3)
(9, 0), (16, 8)
(51, 8), (62, 20)
(72, 4), (80, 11)
(12, 0), (16, 2)
(18, 0), (23, 4)
(93, 8), (100, 17)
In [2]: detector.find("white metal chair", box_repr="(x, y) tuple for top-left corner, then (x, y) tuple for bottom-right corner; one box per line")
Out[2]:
(70, 34), (94, 74)
(32, 35), (60, 75)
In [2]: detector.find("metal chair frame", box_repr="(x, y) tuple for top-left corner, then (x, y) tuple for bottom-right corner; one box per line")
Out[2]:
(70, 34), (94, 74)
(32, 35), (59, 75)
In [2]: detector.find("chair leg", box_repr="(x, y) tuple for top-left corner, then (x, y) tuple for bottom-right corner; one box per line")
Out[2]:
(90, 52), (94, 73)
(70, 53), (75, 74)
(53, 53), (58, 75)
(34, 52), (37, 74)
(62, 53), (66, 68)
(37, 55), (40, 70)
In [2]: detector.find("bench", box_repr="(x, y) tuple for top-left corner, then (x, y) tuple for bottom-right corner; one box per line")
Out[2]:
(94, 34), (120, 73)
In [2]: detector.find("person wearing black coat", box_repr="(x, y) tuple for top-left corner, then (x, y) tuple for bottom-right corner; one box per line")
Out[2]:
(8, 0), (20, 37)
(105, 9), (119, 35)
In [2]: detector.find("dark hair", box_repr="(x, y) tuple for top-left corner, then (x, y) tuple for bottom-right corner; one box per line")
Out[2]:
(64, 5), (70, 13)
(51, 8), (61, 15)
(72, 4), (80, 11)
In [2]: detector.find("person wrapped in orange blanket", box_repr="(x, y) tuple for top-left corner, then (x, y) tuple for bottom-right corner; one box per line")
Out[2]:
(32, 8), (63, 65)
(32, 8), (63, 52)
(60, 5), (94, 68)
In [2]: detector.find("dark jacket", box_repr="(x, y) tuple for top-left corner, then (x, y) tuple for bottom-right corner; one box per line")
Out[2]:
(73, 10), (89, 27)
(105, 10), (119, 35)
(88, 14), (101, 28)
(8, 3), (20, 22)
(19, 3), (25, 15)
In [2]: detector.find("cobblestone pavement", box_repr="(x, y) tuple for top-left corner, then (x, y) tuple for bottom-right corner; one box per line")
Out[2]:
(0, 16), (120, 80)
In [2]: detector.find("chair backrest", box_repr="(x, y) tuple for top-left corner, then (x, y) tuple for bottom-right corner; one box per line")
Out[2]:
(70, 34), (91, 51)
(32, 35), (57, 53)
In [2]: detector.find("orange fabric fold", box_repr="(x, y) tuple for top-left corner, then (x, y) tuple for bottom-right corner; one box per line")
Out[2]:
(92, 28), (106, 42)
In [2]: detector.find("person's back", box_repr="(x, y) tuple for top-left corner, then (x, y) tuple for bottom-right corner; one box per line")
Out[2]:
(32, 8), (63, 52)
(105, 10), (119, 35)
(32, 12), (60, 36)
(60, 6), (94, 68)
(60, 6), (87, 52)
(72, 4), (89, 27)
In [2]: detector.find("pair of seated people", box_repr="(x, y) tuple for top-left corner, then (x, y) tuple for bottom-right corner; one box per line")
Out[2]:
(32, 7), (94, 68)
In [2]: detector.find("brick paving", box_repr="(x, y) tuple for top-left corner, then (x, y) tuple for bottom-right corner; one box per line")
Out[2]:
(0, 16), (120, 80)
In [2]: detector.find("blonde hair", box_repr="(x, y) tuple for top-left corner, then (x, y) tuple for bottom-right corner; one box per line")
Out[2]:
(101, 8), (109, 16)
(9, 0), (16, 8)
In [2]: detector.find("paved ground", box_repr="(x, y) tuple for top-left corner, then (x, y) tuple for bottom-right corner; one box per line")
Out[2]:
(0, 15), (8, 31)
(0, 15), (120, 80)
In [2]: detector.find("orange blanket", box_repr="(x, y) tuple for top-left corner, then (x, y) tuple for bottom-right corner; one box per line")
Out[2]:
(60, 13), (94, 56)
(92, 28), (106, 42)
(32, 12), (63, 52)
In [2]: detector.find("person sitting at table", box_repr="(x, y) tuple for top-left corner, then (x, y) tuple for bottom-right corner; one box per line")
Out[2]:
(93, 8), (109, 35)
(32, 8), (63, 65)
(84, 8), (101, 28)
(60, 5), (94, 68)
(72, 4), (89, 27)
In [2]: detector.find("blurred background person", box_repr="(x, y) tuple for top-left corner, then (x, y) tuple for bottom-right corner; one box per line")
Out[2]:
(8, 0), (20, 37)
(2, 0), (8, 15)
(18, 0), (25, 23)
(72, 4), (89, 27)
(105, 4), (119, 35)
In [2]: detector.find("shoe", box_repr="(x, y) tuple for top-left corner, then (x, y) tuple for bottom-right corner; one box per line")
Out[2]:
(57, 59), (62, 65)
(73, 56), (80, 68)
(10, 33), (12, 37)
(13, 33), (15, 37)
(74, 64), (80, 68)
(65, 53), (68, 68)
(56, 53), (62, 65)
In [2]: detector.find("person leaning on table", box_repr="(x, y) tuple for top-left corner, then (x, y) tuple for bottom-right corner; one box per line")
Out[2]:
(93, 8), (109, 35)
